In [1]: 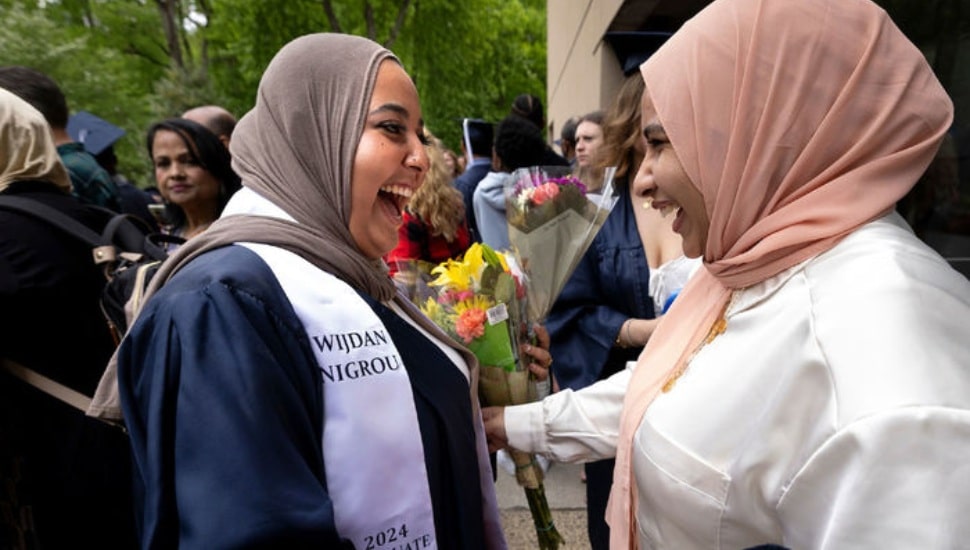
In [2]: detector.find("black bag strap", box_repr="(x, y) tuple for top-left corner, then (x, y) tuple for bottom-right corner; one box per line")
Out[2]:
(0, 195), (103, 248)
(0, 195), (174, 266)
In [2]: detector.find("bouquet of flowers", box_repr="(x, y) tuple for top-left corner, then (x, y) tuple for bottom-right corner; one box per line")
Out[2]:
(416, 243), (565, 549)
(504, 165), (619, 325)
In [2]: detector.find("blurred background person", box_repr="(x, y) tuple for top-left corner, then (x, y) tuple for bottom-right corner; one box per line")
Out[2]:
(386, 131), (471, 276)
(441, 146), (463, 179)
(146, 118), (241, 247)
(558, 116), (580, 168)
(509, 93), (569, 167)
(68, 110), (162, 231)
(574, 110), (604, 171)
(454, 118), (493, 243)
(0, 66), (121, 211)
(0, 88), (136, 549)
(182, 104), (236, 150)
(574, 110), (606, 192)
(473, 113), (549, 250)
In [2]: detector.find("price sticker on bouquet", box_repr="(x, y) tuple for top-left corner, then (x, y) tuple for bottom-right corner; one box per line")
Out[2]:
(486, 303), (509, 326)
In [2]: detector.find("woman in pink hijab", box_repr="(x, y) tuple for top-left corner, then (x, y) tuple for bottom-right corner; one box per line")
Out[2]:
(485, 0), (970, 547)
(608, 0), (970, 546)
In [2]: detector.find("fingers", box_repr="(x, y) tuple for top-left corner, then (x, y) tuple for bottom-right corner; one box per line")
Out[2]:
(528, 360), (550, 381)
(532, 323), (550, 350)
(521, 342), (553, 381)
(482, 406), (508, 451)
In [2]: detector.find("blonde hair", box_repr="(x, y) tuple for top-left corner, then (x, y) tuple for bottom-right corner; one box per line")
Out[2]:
(407, 132), (466, 241)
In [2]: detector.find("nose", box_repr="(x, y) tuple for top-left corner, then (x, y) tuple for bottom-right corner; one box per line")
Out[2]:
(406, 143), (430, 177)
(631, 154), (655, 199)
(167, 161), (187, 178)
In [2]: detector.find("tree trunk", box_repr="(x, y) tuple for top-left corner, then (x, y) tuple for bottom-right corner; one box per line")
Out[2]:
(156, 0), (183, 68)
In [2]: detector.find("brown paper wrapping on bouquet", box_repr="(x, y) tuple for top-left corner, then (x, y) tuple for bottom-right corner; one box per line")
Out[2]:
(478, 365), (545, 489)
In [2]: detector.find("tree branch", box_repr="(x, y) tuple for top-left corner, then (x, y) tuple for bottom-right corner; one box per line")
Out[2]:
(155, 0), (183, 68)
(384, 0), (413, 48)
(364, 2), (376, 41)
(321, 0), (342, 33)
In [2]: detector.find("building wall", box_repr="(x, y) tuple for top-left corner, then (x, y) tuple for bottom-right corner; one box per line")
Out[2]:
(546, 0), (626, 148)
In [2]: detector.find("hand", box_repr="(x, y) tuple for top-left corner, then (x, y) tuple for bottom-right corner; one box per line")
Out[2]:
(520, 323), (553, 381)
(482, 406), (508, 452)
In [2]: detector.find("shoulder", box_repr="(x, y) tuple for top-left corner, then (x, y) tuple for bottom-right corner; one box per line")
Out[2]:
(784, 214), (970, 421)
(0, 189), (109, 267)
(454, 164), (484, 186)
(474, 172), (507, 200)
(147, 245), (298, 327)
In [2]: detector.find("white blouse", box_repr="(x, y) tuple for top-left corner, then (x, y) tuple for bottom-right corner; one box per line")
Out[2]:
(506, 213), (970, 548)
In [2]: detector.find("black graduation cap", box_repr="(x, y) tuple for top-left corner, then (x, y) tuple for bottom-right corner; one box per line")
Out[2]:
(604, 31), (673, 76)
(462, 118), (494, 162)
(66, 111), (126, 156)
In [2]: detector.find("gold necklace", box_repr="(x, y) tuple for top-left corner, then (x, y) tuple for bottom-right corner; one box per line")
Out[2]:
(661, 292), (735, 393)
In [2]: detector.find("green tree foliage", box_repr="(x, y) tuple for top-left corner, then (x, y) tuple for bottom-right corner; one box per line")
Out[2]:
(0, 0), (547, 181)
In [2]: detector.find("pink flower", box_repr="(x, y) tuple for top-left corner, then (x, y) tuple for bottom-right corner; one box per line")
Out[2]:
(455, 308), (487, 343)
(531, 182), (560, 205)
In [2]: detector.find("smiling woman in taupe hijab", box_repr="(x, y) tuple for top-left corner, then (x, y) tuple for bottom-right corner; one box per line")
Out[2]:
(112, 34), (512, 548)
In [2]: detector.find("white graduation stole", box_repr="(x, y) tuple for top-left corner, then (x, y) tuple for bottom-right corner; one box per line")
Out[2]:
(241, 243), (437, 550)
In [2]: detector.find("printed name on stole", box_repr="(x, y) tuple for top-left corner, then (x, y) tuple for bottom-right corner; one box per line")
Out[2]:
(313, 328), (403, 383)
(313, 329), (390, 354)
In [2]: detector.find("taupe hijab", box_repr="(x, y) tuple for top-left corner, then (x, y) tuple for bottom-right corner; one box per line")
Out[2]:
(147, 33), (398, 301)
(0, 87), (71, 194)
(93, 32), (482, 433)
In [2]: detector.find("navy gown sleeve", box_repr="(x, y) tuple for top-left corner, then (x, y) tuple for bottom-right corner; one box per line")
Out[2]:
(545, 190), (654, 391)
(118, 246), (349, 549)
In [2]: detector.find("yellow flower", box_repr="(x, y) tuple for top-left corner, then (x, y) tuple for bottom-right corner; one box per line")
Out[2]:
(454, 294), (494, 316)
(420, 296), (443, 318)
(429, 243), (487, 290)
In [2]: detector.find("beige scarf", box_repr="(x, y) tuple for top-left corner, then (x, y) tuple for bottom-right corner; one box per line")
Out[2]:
(606, 0), (953, 547)
(0, 87), (71, 194)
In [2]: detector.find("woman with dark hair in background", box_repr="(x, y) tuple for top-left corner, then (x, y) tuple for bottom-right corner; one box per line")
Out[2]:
(146, 118), (240, 245)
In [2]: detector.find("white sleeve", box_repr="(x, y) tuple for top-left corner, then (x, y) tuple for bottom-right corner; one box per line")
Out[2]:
(503, 364), (632, 463)
(778, 408), (970, 548)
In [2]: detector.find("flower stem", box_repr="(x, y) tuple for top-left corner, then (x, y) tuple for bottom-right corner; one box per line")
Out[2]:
(524, 485), (565, 549)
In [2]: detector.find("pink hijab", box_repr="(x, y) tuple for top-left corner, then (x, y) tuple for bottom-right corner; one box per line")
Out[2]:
(606, 0), (953, 546)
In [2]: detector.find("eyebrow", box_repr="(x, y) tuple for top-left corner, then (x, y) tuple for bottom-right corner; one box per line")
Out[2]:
(643, 122), (665, 137)
(369, 102), (425, 129)
(370, 103), (409, 119)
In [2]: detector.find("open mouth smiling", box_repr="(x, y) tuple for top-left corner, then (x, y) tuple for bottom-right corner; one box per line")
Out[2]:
(379, 183), (414, 216)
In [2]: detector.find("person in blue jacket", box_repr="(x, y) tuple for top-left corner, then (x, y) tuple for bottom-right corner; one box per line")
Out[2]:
(545, 73), (694, 550)
(115, 34), (545, 549)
